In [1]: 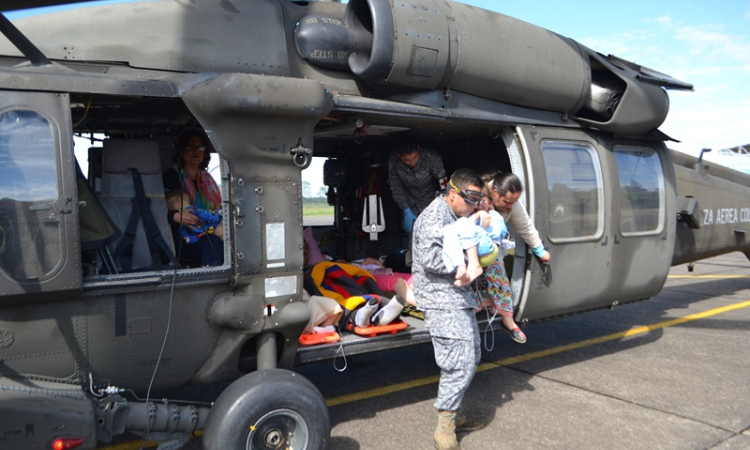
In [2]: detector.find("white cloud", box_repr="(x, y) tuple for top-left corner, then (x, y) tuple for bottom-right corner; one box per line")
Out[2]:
(578, 30), (657, 59)
(704, 152), (750, 174)
(622, 15), (750, 176)
(537, 9), (750, 174)
(682, 66), (731, 78)
(650, 16), (673, 27)
(672, 25), (750, 64)
(662, 98), (750, 157)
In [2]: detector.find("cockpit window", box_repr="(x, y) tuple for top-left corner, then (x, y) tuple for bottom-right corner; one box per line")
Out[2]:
(541, 140), (604, 242)
(0, 109), (61, 280)
(614, 146), (665, 235)
(0, 110), (58, 202)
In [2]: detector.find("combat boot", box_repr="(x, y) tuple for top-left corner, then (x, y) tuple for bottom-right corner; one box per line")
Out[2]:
(455, 409), (485, 432)
(434, 410), (460, 450)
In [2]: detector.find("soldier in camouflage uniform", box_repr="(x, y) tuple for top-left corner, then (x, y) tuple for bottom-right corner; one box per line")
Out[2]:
(412, 168), (487, 450)
(387, 144), (447, 232)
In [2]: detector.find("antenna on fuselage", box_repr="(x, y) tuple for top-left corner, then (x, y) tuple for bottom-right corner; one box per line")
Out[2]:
(698, 148), (712, 163)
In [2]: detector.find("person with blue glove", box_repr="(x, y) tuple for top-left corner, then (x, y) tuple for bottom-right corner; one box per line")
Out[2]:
(469, 171), (551, 345)
(402, 207), (417, 232)
(487, 172), (550, 264)
(388, 143), (447, 234)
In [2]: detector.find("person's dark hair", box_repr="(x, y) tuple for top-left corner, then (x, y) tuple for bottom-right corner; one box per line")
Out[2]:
(450, 168), (483, 192)
(173, 131), (212, 171)
(489, 171), (524, 197)
(396, 143), (419, 156)
(480, 172), (495, 184)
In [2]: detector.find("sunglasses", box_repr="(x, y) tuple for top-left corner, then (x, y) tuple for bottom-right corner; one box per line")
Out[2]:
(186, 145), (205, 152)
(449, 179), (485, 206)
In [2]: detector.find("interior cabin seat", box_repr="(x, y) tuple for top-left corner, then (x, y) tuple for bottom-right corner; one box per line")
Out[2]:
(99, 139), (176, 272)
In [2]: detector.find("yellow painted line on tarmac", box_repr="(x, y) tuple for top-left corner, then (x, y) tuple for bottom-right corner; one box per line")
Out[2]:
(326, 299), (750, 407)
(327, 373), (442, 407)
(99, 440), (158, 450)
(100, 300), (750, 448)
(99, 431), (202, 450)
(668, 275), (750, 278)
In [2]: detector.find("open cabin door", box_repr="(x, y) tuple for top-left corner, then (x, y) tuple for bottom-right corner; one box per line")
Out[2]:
(514, 127), (676, 321)
(0, 91), (81, 302)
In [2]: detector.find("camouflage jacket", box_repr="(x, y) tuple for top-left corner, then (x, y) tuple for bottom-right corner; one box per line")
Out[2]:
(387, 148), (446, 215)
(412, 196), (477, 310)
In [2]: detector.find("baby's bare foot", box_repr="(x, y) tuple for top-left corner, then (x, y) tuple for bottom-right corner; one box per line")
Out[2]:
(454, 266), (471, 286)
(466, 263), (483, 283)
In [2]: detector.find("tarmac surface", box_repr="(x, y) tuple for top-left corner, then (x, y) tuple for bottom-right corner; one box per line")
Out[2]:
(101, 252), (750, 450)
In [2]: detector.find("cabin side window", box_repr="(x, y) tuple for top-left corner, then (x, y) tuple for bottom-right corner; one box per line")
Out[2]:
(613, 146), (665, 236)
(541, 140), (604, 242)
(75, 134), (228, 276)
(0, 110), (61, 280)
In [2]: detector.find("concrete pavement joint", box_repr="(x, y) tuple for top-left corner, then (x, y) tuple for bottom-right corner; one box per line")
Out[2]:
(479, 299), (750, 373)
(325, 300), (750, 409)
(99, 300), (750, 450)
(667, 275), (750, 278)
(661, 285), (747, 298)
(499, 364), (739, 437)
(706, 433), (749, 450)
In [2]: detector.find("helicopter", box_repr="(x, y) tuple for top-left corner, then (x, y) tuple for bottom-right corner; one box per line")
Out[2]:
(1, 0), (749, 449)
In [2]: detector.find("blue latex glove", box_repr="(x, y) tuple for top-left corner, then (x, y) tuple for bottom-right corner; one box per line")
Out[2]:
(531, 244), (546, 258)
(403, 208), (417, 232)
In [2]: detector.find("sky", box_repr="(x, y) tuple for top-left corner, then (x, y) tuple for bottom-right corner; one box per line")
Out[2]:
(5, 0), (750, 175)
(471, 0), (750, 172)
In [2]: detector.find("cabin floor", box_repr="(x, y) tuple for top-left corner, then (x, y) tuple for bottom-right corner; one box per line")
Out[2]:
(295, 309), (507, 365)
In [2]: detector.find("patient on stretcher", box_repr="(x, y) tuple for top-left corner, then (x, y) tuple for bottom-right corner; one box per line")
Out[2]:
(302, 238), (412, 331)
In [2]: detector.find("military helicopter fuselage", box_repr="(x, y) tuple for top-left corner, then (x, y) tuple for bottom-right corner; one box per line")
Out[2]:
(0, 0), (749, 449)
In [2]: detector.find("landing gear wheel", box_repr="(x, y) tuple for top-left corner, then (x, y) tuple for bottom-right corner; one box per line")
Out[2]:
(202, 368), (329, 450)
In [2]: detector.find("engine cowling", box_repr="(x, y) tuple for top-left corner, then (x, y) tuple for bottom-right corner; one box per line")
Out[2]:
(297, 0), (681, 135)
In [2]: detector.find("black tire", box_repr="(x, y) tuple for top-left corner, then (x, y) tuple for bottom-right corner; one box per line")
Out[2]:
(202, 369), (330, 450)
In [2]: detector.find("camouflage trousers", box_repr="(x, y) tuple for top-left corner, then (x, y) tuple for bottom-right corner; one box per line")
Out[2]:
(424, 308), (482, 411)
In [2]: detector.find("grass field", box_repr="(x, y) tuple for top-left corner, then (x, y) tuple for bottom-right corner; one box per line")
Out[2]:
(303, 203), (334, 217)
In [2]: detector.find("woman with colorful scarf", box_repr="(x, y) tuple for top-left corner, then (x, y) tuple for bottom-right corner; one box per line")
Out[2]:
(163, 132), (224, 266)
